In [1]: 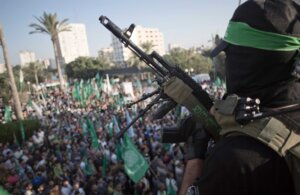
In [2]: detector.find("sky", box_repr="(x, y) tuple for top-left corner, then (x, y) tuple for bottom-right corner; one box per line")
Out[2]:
(0, 0), (242, 65)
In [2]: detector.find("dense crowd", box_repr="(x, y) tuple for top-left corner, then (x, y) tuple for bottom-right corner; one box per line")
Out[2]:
(0, 77), (224, 195)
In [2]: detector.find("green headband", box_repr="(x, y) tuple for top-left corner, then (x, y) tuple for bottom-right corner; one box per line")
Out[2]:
(224, 21), (300, 51)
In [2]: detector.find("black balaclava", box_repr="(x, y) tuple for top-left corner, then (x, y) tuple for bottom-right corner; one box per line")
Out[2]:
(212, 0), (300, 107)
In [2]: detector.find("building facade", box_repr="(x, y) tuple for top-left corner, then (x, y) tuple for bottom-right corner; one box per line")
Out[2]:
(111, 25), (165, 66)
(19, 50), (36, 66)
(58, 23), (90, 64)
(0, 63), (6, 73)
(98, 47), (114, 67)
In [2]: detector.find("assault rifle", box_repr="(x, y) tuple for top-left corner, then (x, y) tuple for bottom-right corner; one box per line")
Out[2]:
(99, 16), (221, 141)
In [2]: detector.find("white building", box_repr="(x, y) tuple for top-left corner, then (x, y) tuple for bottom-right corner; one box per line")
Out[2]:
(98, 47), (114, 65)
(19, 51), (36, 66)
(111, 25), (165, 66)
(0, 63), (6, 73)
(37, 58), (51, 69)
(58, 23), (90, 64)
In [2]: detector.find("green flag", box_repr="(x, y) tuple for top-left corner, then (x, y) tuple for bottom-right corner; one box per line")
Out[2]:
(0, 187), (10, 195)
(214, 77), (222, 87)
(86, 117), (100, 150)
(83, 157), (94, 176)
(102, 154), (108, 177)
(116, 142), (122, 162)
(19, 121), (26, 143)
(167, 182), (177, 195)
(27, 99), (33, 107)
(4, 106), (12, 123)
(121, 134), (149, 183)
(73, 82), (81, 101)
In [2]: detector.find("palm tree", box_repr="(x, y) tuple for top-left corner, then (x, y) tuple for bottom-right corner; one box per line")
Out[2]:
(0, 24), (24, 120)
(127, 41), (154, 68)
(28, 61), (44, 85)
(29, 12), (70, 90)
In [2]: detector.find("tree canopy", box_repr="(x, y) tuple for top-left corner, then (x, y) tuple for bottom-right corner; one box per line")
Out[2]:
(163, 47), (212, 74)
(65, 57), (109, 79)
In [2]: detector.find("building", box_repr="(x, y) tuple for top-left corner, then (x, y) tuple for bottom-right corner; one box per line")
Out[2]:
(19, 50), (36, 66)
(48, 59), (57, 70)
(98, 47), (114, 66)
(98, 47), (113, 61)
(37, 59), (51, 69)
(0, 63), (6, 73)
(111, 25), (165, 66)
(58, 23), (90, 64)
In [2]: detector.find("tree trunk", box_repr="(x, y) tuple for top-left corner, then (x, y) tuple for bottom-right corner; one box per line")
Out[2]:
(0, 25), (24, 120)
(52, 36), (65, 90)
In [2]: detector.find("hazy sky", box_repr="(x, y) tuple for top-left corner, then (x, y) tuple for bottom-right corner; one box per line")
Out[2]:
(0, 0), (241, 65)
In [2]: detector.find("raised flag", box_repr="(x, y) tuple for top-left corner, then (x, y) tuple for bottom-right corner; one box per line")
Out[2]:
(102, 154), (108, 177)
(4, 106), (12, 123)
(19, 120), (26, 143)
(86, 117), (100, 150)
(121, 134), (149, 183)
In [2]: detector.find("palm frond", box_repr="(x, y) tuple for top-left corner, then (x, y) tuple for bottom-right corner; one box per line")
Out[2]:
(29, 12), (69, 37)
(28, 23), (49, 34)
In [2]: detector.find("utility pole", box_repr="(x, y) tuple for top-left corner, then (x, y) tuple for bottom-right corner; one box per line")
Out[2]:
(0, 24), (24, 120)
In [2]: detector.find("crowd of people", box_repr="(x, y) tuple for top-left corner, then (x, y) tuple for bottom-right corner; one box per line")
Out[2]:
(0, 77), (224, 195)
